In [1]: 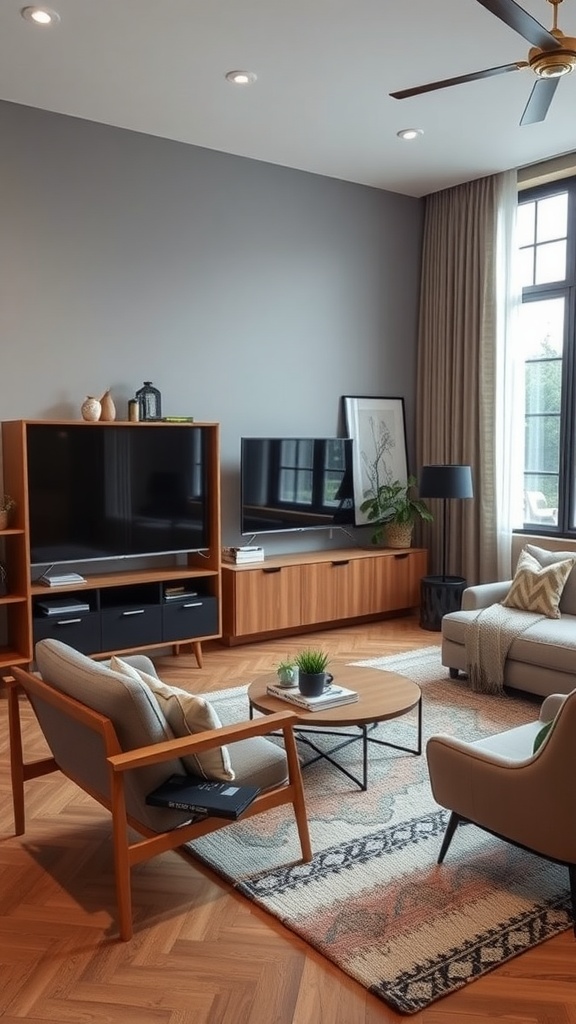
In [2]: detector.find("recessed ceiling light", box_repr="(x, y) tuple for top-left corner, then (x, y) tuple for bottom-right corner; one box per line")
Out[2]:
(21, 6), (60, 25)
(225, 70), (257, 86)
(397, 128), (424, 141)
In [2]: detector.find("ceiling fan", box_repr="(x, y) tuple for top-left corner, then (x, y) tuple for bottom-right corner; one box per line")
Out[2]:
(390, 0), (576, 124)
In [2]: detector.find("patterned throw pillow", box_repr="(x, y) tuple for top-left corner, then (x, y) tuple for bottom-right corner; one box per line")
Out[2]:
(110, 656), (234, 781)
(502, 548), (575, 619)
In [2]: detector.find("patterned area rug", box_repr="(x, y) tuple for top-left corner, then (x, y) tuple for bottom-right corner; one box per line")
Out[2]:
(186, 647), (572, 1014)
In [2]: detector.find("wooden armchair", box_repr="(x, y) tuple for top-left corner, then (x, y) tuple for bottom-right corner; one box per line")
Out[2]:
(6, 639), (312, 940)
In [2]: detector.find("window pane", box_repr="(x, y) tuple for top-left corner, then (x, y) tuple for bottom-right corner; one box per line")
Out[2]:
(536, 193), (568, 243)
(519, 297), (564, 359)
(520, 296), (564, 530)
(518, 246), (535, 288)
(525, 359), (561, 414)
(535, 240), (567, 284)
(524, 479), (558, 526)
(517, 201), (535, 247)
(525, 414), (560, 471)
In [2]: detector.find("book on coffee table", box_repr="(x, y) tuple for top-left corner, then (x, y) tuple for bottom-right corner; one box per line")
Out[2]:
(266, 683), (359, 711)
(146, 774), (260, 819)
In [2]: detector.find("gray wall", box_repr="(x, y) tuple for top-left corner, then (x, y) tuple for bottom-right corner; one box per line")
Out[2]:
(0, 100), (423, 551)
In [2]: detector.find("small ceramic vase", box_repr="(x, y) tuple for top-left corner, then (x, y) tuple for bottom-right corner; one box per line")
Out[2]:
(81, 396), (102, 422)
(99, 389), (116, 421)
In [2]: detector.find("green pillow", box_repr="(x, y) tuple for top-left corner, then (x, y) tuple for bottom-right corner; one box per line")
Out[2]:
(533, 719), (554, 754)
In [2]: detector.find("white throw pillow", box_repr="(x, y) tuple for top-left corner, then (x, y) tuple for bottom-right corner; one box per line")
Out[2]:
(110, 656), (234, 781)
(502, 548), (575, 619)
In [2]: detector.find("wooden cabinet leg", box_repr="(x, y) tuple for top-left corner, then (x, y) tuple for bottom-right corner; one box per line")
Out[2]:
(171, 640), (203, 667)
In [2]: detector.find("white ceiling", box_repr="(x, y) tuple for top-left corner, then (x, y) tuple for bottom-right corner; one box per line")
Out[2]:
(1, 0), (576, 198)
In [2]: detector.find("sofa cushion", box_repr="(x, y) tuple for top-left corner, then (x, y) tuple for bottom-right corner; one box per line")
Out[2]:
(443, 609), (576, 675)
(525, 544), (576, 616)
(502, 549), (574, 618)
(110, 656), (234, 782)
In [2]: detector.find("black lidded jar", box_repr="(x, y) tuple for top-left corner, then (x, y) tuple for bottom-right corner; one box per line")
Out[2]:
(136, 381), (162, 421)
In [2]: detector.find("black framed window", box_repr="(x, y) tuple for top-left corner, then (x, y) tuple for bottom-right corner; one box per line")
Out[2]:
(517, 175), (576, 535)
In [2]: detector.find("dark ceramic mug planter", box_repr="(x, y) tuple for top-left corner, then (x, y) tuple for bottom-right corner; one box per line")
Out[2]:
(298, 671), (333, 698)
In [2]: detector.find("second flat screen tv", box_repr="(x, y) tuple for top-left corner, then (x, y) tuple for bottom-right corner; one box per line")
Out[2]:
(27, 423), (210, 566)
(241, 437), (355, 536)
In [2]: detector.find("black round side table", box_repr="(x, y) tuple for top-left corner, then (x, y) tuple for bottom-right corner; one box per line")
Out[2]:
(420, 575), (467, 632)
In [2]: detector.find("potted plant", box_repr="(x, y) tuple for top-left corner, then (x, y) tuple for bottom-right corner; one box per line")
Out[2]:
(0, 494), (16, 531)
(359, 475), (432, 548)
(294, 649), (332, 697)
(276, 658), (298, 687)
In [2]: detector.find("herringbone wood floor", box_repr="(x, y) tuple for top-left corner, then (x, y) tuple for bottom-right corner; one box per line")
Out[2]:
(2, 617), (575, 1023)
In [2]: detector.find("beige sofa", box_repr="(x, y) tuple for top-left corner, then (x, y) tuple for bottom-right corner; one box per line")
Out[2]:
(442, 541), (576, 698)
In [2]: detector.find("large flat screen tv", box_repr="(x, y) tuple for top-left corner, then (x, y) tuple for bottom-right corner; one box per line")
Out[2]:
(241, 437), (355, 536)
(27, 423), (210, 567)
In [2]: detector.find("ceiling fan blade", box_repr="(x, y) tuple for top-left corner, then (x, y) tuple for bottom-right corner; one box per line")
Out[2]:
(520, 76), (560, 124)
(390, 62), (523, 100)
(476, 0), (561, 51)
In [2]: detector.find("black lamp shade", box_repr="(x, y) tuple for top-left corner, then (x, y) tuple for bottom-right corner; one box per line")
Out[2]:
(419, 465), (473, 500)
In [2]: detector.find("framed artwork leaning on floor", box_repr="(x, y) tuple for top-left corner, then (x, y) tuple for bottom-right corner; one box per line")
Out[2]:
(342, 396), (409, 526)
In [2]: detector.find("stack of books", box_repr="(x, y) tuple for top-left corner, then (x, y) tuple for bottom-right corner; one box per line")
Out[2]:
(164, 585), (199, 601)
(38, 571), (87, 587)
(222, 546), (265, 564)
(266, 682), (359, 711)
(37, 597), (91, 616)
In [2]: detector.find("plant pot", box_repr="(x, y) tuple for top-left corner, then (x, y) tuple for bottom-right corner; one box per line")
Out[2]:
(298, 671), (333, 698)
(277, 666), (298, 688)
(383, 522), (413, 549)
(0, 509), (9, 531)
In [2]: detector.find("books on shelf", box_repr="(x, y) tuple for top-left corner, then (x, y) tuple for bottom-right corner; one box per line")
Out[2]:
(37, 597), (91, 616)
(164, 585), (199, 601)
(146, 774), (260, 819)
(222, 546), (265, 564)
(266, 683), (359, 712)
(38, 571), (87, 587)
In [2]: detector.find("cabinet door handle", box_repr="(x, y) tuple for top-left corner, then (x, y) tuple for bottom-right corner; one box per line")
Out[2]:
(263, 567), (281, 574)
(56, 617), (82, 625)
(121, 608), (145, 616)
(183, 601), (203, 608)
(393, 553), (409, 560)
(331, 560), (350, 567)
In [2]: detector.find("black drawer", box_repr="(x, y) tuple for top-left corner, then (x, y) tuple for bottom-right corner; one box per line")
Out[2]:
(33, 611), (101, 656)
(162, 596), (218, 642)
(101, 604), (163, 652)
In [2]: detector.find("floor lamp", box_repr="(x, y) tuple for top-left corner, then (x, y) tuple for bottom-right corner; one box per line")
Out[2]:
(418, 464), (474, 630)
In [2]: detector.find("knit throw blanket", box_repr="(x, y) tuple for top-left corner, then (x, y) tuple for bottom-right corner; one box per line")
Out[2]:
(464, 603), (545, 694)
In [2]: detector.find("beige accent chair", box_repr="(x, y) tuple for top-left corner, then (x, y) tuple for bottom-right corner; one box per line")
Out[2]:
(426, 690), (576, 931)
(6, 638), (312, 941)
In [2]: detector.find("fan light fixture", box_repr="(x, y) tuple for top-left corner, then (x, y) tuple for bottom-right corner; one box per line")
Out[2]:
(21, 6), (60, 24)
(397, 128), (424, 140)
(389, 0), (576, 126)
(225, 71), (257, 86)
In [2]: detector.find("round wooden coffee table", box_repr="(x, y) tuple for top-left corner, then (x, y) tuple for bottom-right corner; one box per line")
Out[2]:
(248, 664), (422, 790)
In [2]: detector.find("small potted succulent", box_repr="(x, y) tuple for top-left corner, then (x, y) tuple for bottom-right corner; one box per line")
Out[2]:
(0, 494), (16, 531)
(276, 658), (298, 688)
(294, 649), (332, 697)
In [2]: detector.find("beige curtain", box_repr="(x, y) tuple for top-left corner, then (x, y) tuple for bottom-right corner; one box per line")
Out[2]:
(416, 174), (502, 586)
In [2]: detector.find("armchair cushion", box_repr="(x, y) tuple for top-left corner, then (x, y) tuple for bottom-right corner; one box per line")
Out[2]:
(502, 548), (574, 618)
(110, 656), (234, 782)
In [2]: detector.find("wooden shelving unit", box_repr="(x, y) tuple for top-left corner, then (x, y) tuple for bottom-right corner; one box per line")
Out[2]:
(0, 419), (222, 675)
